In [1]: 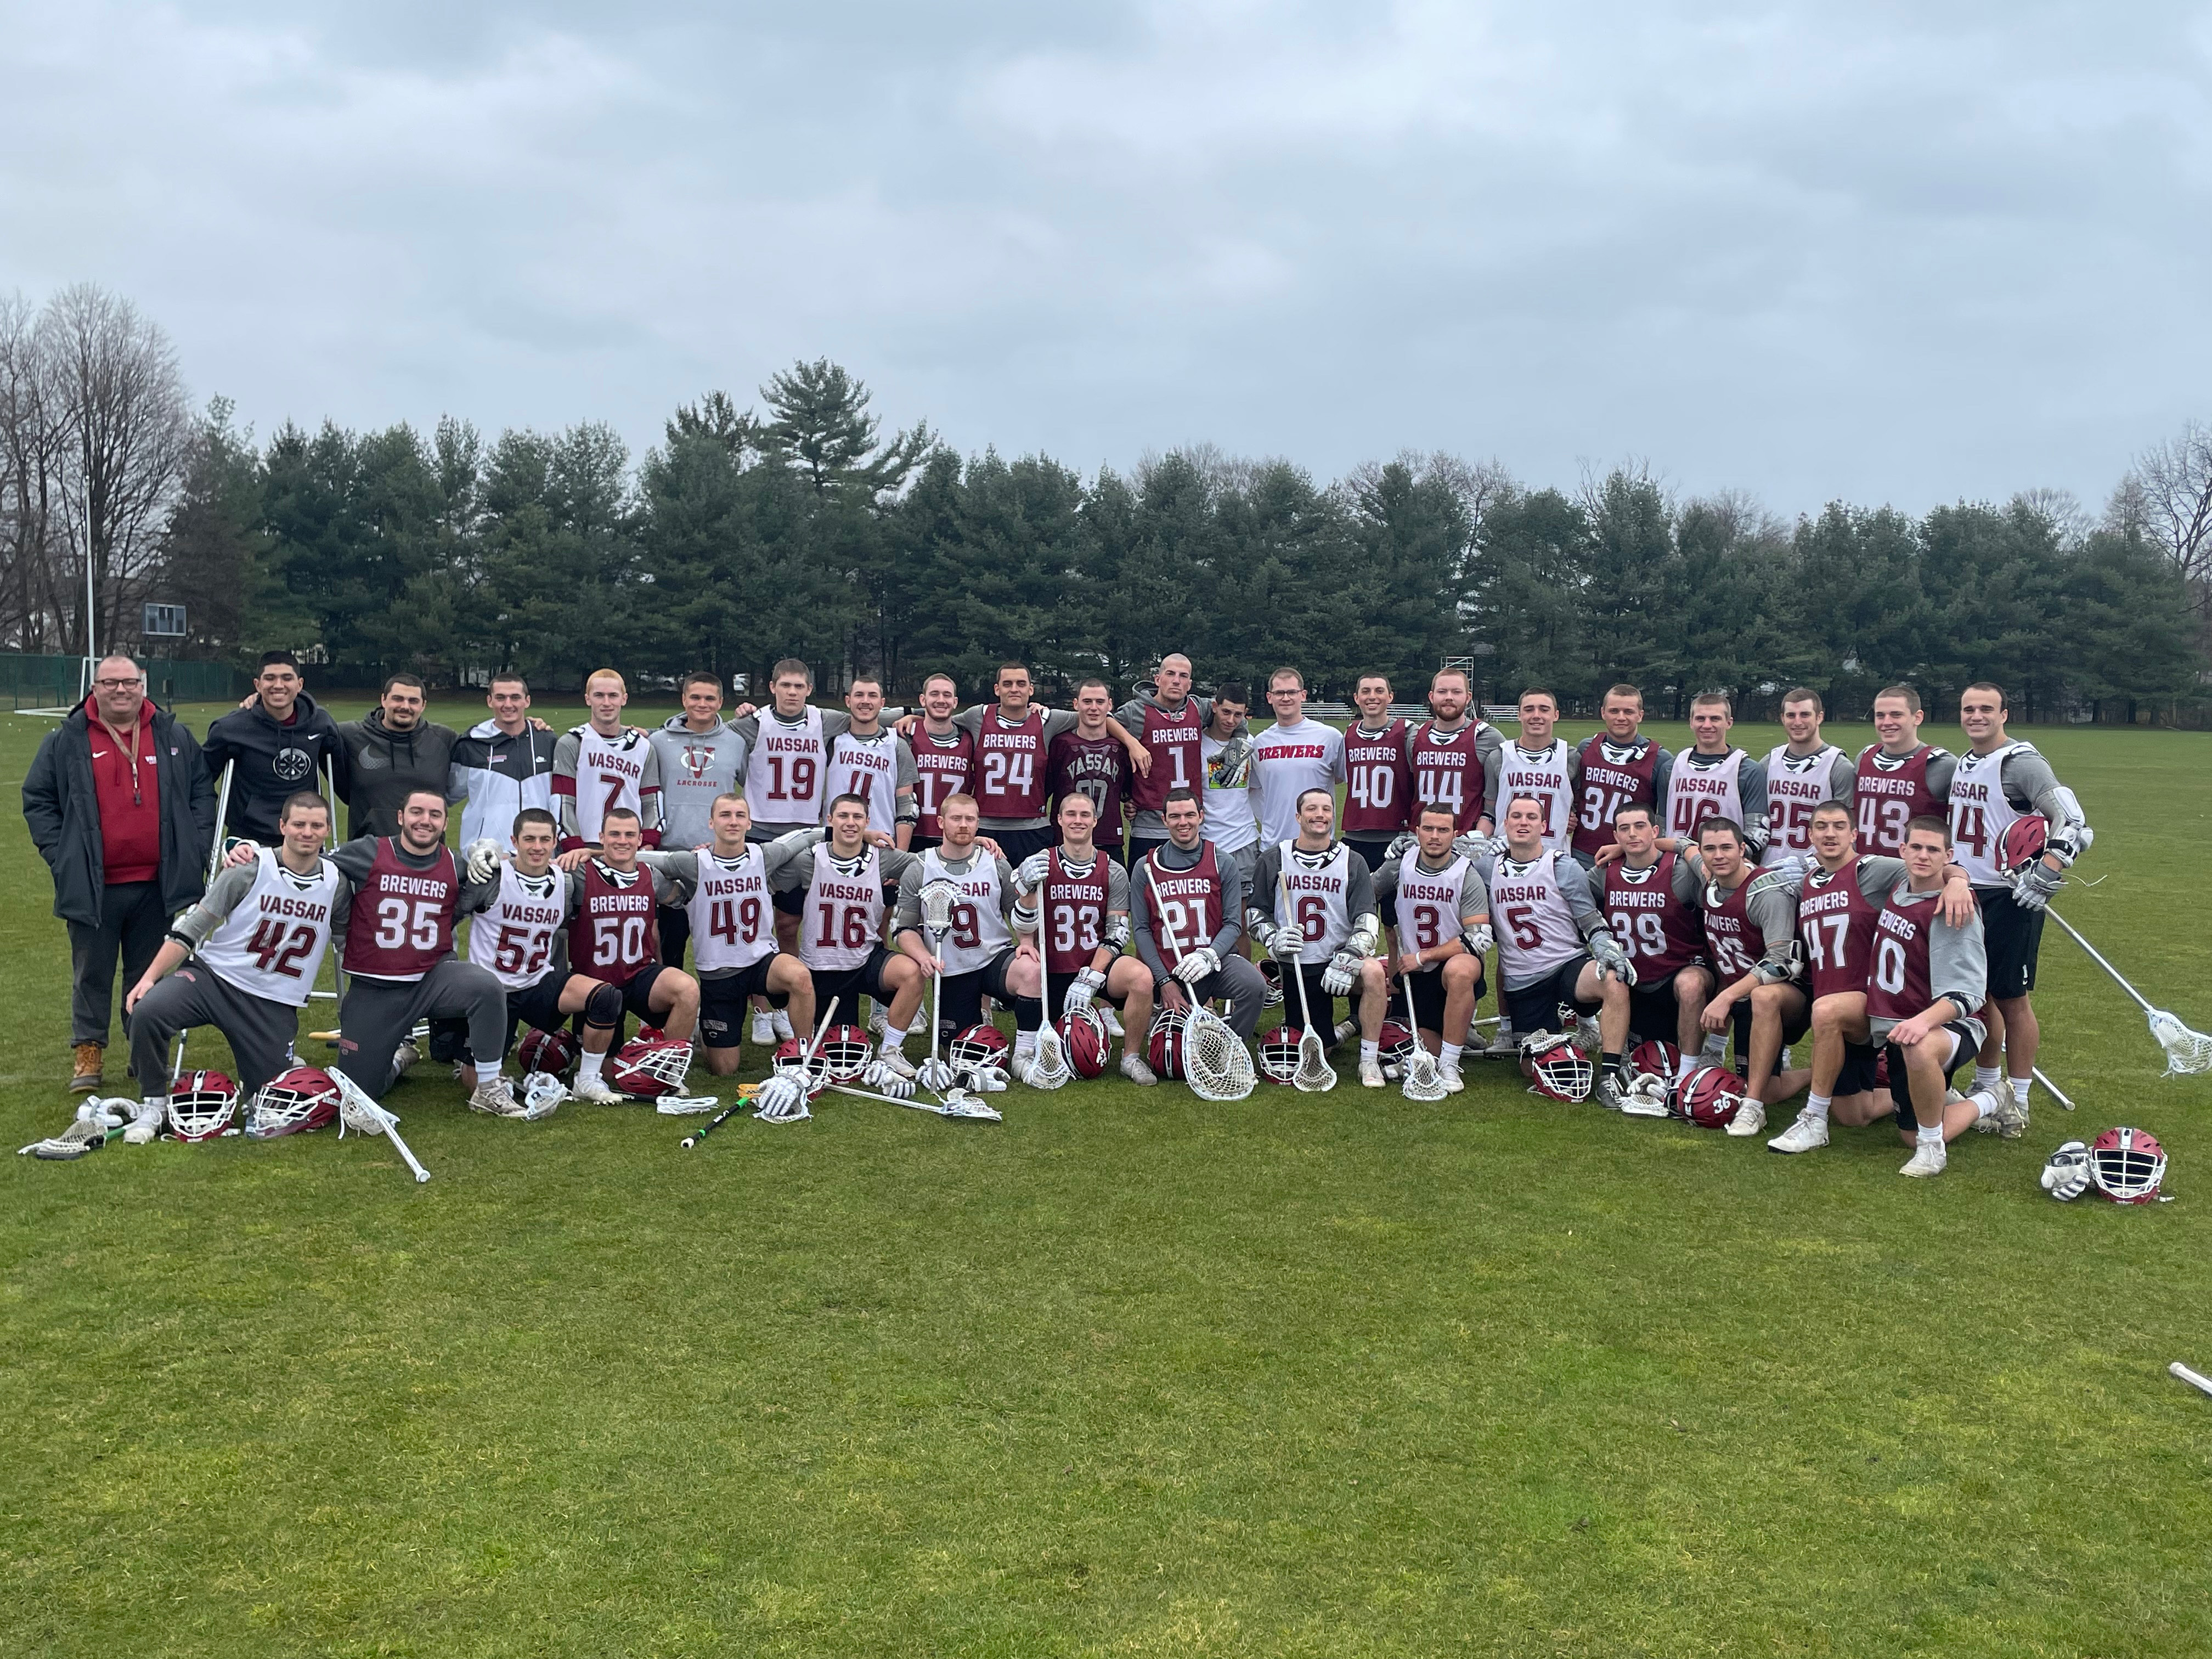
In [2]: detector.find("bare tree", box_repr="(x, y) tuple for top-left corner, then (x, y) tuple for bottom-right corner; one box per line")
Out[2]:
(2111, 420), (2212, 618)
(35, 283), (191, 657)
(0, 292), (67, 651)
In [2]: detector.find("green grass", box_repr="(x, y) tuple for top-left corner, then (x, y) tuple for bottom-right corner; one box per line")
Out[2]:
(3, 700), (2210, 1657)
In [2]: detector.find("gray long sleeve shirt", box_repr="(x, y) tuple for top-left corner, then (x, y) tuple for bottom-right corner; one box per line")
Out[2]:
(1127, 836), (1245, 983)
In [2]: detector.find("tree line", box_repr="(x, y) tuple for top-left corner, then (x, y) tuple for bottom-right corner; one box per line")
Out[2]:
(6, 284), (2209, 721)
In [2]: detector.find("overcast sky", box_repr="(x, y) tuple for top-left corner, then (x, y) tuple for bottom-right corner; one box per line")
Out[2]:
(4, 2), (2207, 515)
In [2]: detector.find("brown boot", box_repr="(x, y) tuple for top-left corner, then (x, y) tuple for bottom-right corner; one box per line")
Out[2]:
(70, 1042), (104, 1092)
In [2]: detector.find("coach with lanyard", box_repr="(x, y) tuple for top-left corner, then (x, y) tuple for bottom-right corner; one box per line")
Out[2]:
(24, 654), (217, 1094)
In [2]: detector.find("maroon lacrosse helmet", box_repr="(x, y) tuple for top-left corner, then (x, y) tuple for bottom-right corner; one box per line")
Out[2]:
(1058, 1008), (1110, 1079)
(516, 1026), (578, 1077)
(1147, 1006), (1189, 1081)
(1257, 1025), (1301, 1085)
(1674, 1065), (1747, 1129)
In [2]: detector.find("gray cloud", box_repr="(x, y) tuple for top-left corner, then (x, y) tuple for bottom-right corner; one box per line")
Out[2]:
(3, 1), (2206, 513)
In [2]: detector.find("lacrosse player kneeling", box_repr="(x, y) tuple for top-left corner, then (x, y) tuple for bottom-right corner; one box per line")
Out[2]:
(1373, 802), (1492, 1095)
(1131, 792), (1265, 1100)
(1011, 792), (1160, 1086)
(1247, 789), (1390, 1089)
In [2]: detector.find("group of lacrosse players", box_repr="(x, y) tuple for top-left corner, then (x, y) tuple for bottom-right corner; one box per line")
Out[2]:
(25, 647), (2104, 1181)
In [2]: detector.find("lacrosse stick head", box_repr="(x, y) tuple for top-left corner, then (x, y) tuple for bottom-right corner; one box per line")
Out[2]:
(1673, 1064), (1746, 1129)
(1620, 1072), (1673, 1118)
(246, 1066), (342, 1138)
(516, 1026), (579, 1077)
(1520, 1030), (1593, 1104)
(2147, 1010), (2212, 1076)
(2089, 1126), (2167, 1203)
(167, 1069), (239, 1142)
(328, 1066), (394, 1135)
(1376, 1020), (1415, 1080)
(1292, 1021), (1338, 1092)
(941, 1088), (1003, 1122)
(1148, 1006), (1190, 1080)
(1399, 1042), (1449, 1103)
(1184, 1012), (1257, 1101)
(22, 1114), (115, 1159)
(920, 878), (960, 936)
(1257, 1026), (1301, 1085)
(1057, 1008), (1109, 1078)
(815, 1024), (873, 1082)
(949, 1023), (1011, 1074)
(607, 1036), (693, 1099)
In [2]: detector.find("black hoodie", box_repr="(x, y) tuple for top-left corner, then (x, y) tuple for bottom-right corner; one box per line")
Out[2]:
(200, 690), (352, 843)
(339, 707), (460, 840)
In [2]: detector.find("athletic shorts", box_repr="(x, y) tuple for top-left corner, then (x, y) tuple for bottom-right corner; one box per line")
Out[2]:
(1505, 955), (1598, 1038)
(1401, 960), (1483, 1035)
(1042, 970), (1128, 1024)
(1726, 983), (1813, 1066)
(1282, 960), (1347, 1040)
(1836, 1038), (1883, 1099)
(981, 825), (1055, 865)
(1880, 1017), (1986, 1093)
(1627, 968), (1701, 1045)
(698, 956), (788, 1048)
(607, 962), (672, 1023)
(810, 945), (902, 1030)
(939, 949), (1040, 1031)
(432, 971), (570, 1064)
(1976, 885), (2044, 1000)
(1346, 837), (1395, 873)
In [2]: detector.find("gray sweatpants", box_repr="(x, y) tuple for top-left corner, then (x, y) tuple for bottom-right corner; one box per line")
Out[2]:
(69, 880), (168, 1049)
(1174, 954), (1269, 1042)
(128, 964), (301, 1096)
(337, 958), (509, 1099)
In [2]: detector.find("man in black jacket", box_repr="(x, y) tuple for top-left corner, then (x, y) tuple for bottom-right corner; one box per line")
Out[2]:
(201, 651), (350, 845)
(339, 673), (461, 840)
(21, 655), (217, 1091)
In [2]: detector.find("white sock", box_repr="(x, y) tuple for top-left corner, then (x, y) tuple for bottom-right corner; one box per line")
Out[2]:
(1442, 1043), (1463, 1065)
(1360, 1040), (1379, 1062)
(1973, 1064), (2000, 1091)
(139, 1095), (168, 1114)
(879, 1023), (908, 1052)
(1804, 1092), (1830, 1124)
(1701, 1032), (1727, 1058)
(1917, 1121), (1944, 1145)
(1014, 1030), (1037, 1057)
(1974, 1092), (2000, 1119)
(2010, 1075), (2030, 1105)
(579, 1049), (605, 1081)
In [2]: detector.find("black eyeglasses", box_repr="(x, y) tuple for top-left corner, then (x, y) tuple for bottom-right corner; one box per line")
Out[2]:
(93, 678), (144, 691)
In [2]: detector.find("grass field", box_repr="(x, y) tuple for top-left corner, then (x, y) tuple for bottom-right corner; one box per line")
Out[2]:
(4, 698), (2209, 1657)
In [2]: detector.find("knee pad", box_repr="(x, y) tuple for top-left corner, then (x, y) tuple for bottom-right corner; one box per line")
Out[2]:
(584, 983), (626, 1029)
(426, 1018), (471, 1065)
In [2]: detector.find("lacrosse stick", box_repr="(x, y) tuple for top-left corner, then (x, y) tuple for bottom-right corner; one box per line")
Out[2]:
(1280, 871), (1335, 1092)
(1398, 973), (1449, 1102)
(2171, 1362), (2212, 1401)
(307, 755), (340, 1008)
(2032, 1066), (2077, 1112)
(205, 760), (235, 883)
(682, 1005), (834, 1147)
(18, 1103), (128, 1160)
(1026, 923), (1070, 1091)
(1143, 857), (1255, 1102)
(328, 1068), (431, 1183)
(2045, 907), (2212, 1076)
(917, 879), (962, 1099)
(817, 1080), (1003, 1122)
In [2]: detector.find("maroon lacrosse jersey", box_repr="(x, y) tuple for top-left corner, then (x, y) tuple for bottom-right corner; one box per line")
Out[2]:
(1700, 876), (1763, 982)
(974, 708), (1051, 821)
(1798, 856), (1883, 1000)
(911, 726), (975, 840)
(1866, 898), (1937, 1024)
(1600, 850), (1703, 979)
(1854, 743), (1943, 856)
(1130, 699), (1205, 813)
(567, 860), (660, 983)
(343, 838), (458, 980)
(1143, 843), (1224, 963)
(1342, 719), (1413, 837)
(1574, 735), (1662, 860)
(1048, 730), (1130, 834)
(1409, 721), (1486, 832)
(1040, 848), (1111, 978)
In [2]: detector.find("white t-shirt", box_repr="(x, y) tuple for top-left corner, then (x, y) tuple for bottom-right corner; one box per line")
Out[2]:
(1252, 719), (1346, 848)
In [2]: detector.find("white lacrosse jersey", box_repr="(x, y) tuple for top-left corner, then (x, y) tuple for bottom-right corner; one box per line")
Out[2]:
(1948, 741), (2029, 887)
(799, 842), (885, 971)
(1393, 849), (1479, 960)
(745, 706), (829, 829)
(1761, 743), (1844, 867)
(571, 727), (651, 845)
(687, 845), (776, 972)
(1486, 850), (1584, 982)
(1664, 749), (1747, 840)
(1278, 840), (1355, 963)
(466, 862), (569, 991)
(823, 727), (907, 836)
(197, 848), (340, 1007)
(922, 847), (1013, 975)
(1496, 740), (1575, 854)
(1251, 720), (1345, 848)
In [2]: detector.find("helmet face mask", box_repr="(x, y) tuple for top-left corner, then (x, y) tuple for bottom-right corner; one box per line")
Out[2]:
(2089, 1125), (2166, 1203)
(817, 1024), (873, 1082)
(245, 1066), (341, 1138)
(1520, 1030), (1593, 1103)
(1257, 1026), (1301, 1085)
(517, 1028), (579, 1077)
(167, 1069), (240, 1142)
(949, 1023), (1011, 1075)
(607, 1037), (693, 1099)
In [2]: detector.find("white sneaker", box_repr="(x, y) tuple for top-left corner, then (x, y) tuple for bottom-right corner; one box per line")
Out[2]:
(750, 1012), (776, 1045)
(1767, 1112), (1830, 1154)
(1483, 1024), (1517, 1058)
(867, 1007), (888, 1040)
(391, 1039), (420, 1080)
(1574, 1015), (1601, 1053)
(1359, 1056), (1386, 1088)
(772, 1009), (795, 1041)
(123, 1099), (166, 1144)
(468, 1076), (524, 1117)
(1119, 1052), (1157, 1086)
(1994, 1090), (2029, 1140)
(1725, 1098), (1768, 1137)
(1438, 1060), (1465, 1096)
(874, 1047), (916, 1081)
(571, 1075), (625, 1105)
(1100, 1008), (1124, 1038)
(1899, 1139), (1948, 1178)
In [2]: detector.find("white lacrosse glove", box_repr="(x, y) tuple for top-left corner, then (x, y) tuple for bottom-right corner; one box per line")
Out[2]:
(1172, 946), (1222, 986)
(864, 1059), (916, 1099)
(961, 1063), (1009, 1093)
(1591, 930), (1637, 987)
(916, 1057), (959, 1095)
(1460, 923), (1494, 958)
(122, 1098), (166, 1145)
(1321, 950), (1362, 996)
(2040, 1139), (2091, 1201)
(1016, 850), (1053, 891)
(1384, 831), (1417, 862)
(2011, 861), (2062, 913)
(1268, 925), (1304, 964)
(1063, 968), (1104, 1014)
(463, 838), (503, 883)
(520, 1074), (568, 1119)
(752, 1073), (812, 1122)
